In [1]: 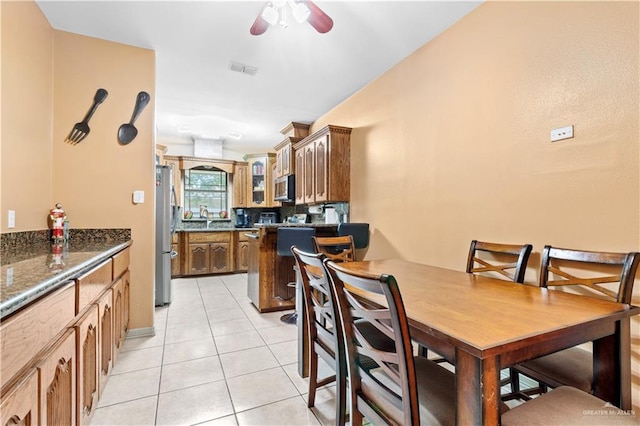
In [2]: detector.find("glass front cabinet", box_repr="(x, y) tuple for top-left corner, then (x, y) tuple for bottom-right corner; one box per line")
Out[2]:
(245, 153), (276, 208)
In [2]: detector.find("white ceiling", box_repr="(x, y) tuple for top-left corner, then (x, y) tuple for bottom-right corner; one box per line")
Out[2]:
(36, 0), (481, 157)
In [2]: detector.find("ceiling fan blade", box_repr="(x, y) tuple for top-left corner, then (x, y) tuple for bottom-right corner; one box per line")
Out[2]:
(250, 4), (270, 35)
(250, 15), (269, 35)
(306, 1), (333, 33)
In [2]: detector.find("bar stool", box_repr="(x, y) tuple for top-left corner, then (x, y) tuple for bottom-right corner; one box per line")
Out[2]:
(337, 222), (369, 260)
(276, 227), (315, 324)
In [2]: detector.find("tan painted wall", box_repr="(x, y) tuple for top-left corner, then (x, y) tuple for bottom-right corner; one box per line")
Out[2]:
(52, 31), (156, 330)
(313, 1), (640, 409)
(1, 1), (156, 330)
(1, 1), (54, 232)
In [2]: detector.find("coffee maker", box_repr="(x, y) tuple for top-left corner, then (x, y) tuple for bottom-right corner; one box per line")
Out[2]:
(235, 209), (250, 228)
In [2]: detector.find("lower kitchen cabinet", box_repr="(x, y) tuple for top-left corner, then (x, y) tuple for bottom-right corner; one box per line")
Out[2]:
(236, 232), (249, 272)
(97, 288), (113, 397)
(75, 305), (99, 425)
(179, 231), (253, 276)
(186, 232), (231, 275)
(187, 243), (210, 275)
(210, 243), (230, 273)
(0, 368), (39, 426)
(0, 245), (131, 426)
(122, 270), (130, 338)
(37, 328), (77, 426)
(112, 278), (125, 360)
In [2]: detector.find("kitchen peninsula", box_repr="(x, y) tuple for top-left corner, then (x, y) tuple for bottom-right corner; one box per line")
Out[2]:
(247, 223), (338, 312)
(0, 229), (132, 425)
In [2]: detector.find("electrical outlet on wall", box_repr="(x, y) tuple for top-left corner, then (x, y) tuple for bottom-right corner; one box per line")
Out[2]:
(7, 210), (15, 228)
(551, 125), (574, 142)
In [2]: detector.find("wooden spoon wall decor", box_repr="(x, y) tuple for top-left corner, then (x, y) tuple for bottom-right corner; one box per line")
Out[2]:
(118, 91), (150, 145)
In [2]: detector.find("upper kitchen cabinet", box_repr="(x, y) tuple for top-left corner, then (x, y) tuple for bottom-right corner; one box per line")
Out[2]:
(294, 125), (352, 205)
(275, 122), (310, 178)
(245, 153), (276, 208)
(232, 162), (249, 208)
(275, 137), (303, 178)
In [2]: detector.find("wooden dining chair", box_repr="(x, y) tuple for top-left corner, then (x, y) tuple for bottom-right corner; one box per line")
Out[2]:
(312, 235), (356, 263)
(512, 245), (640, 398)
(422, 240), (533, 365)
(324, 259), (457, 425)
(465, 240), (535, 396)
(466, 240), (533, 283)
(292, 247), (394, 425)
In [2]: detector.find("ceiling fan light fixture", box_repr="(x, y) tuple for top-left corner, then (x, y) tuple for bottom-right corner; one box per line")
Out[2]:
(261, 3), (279, 26)
(290, 1), (310, 23)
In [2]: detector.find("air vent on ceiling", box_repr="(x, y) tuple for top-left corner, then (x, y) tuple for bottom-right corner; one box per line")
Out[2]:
(193, 138), (223, 158)
(228, 61), (258, 76)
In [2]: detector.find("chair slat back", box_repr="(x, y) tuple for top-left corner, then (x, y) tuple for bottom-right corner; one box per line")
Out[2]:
(325, 260), (419, 426)
(540, 245), (640, 303)
(313, 235), (356, 263)
(466, 240), (533, 283)
(291, 247), (340, 357)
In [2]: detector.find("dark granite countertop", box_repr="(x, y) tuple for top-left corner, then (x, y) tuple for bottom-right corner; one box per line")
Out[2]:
(1, 230), (131, 319)
(254, 223), (339, 228)
(177, 227), (258, 233)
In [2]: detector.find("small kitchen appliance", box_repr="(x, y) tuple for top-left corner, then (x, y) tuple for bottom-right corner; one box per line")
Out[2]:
(274, 175), (295, 203)
(258, 212), (279, 224)
(235, 208), (250, 227)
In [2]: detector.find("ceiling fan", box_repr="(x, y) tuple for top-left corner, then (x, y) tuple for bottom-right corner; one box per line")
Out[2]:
(250, 0), (334, 35)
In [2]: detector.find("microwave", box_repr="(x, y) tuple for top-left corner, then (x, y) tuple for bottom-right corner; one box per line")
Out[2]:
(274, 175), (295, 202)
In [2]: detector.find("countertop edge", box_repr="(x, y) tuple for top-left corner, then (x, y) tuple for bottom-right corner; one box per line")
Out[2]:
(0, 240), (132, 320)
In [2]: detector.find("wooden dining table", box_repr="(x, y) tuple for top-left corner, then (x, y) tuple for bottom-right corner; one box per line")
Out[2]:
(296, 258), (640, 425)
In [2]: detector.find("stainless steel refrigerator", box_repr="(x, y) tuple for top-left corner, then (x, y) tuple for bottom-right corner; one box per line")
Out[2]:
(155, 165), (178, 306)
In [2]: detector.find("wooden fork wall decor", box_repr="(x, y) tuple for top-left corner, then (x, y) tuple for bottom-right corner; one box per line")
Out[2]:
(64, 88), (109, 145)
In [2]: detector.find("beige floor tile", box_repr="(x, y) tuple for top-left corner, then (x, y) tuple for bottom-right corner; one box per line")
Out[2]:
(207, 307), (247, 324)
(97, 367), (161, 407)
(226, 367), (299, 412)
(306, 386), (340, 426)
(168, 299), (205, 313)
(156, 381), (234, 425)
(257, 324), (297, 345)
(166, 310), (209, 329)
(163, 337), (217, 365)
(214, 330), (265, 354)
(269, 339), (299, 365)
(235, 395), (321, 426)
(112, 346), (163, 374)
(199, 279), (231, 294)
(90, 395), (157, 425)
(209, 318), (254, 337)
(202, 293), (240, 310)
(122, 329), (165, 352)
(244, 310), (290, 330)
(219, 346), (279, 378)
(197, 414), (239, 425)
(282, 358), (334, 395)
(164, 324), (213, 344)
(160, 355), (224, 393)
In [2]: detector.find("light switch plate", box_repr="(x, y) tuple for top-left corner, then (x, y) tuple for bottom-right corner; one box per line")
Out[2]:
(133, 190), (145, 204)
(7, 210), (15, 228)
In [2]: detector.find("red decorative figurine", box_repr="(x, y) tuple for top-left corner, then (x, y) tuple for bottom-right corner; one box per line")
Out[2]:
(49, 203), (66, 241)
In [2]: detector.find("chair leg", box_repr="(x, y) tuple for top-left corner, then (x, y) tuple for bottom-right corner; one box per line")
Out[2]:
(418, 344), (429, 358)
(335, 355), (347, 426)
(308, 352), (318, 408)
